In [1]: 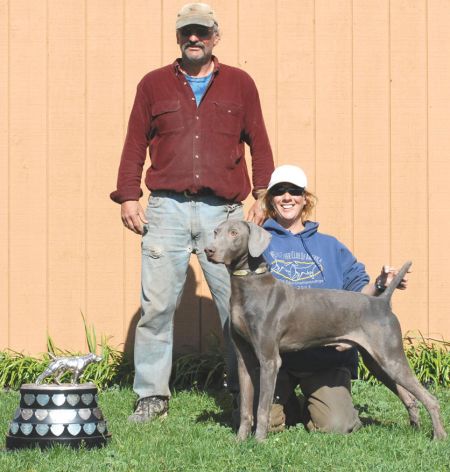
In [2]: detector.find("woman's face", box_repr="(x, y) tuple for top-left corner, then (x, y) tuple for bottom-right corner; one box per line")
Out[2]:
(270, 183), (305, 230)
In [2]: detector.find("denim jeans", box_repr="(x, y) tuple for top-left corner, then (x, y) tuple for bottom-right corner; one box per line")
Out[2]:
(133, 191), (244, 399)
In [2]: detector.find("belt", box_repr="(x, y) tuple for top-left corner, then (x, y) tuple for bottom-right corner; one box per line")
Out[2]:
(151, 189), (229, 201)
(183, 189), (215, 198)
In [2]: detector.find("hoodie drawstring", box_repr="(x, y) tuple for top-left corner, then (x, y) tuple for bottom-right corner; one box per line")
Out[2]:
(300, 235), (325, 281)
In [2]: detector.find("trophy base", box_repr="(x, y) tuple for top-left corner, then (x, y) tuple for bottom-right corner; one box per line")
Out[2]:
(5, 433), (111, 450)
(5, 383), (111, 450)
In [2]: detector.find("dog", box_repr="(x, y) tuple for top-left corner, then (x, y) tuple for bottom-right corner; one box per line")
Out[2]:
(36, 352), (102, 384)
(205, 220), (447, 441)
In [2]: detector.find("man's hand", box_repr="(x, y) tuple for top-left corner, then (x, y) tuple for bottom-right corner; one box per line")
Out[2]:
(121, 201), (148, 235)
(246, 198), (266, 226)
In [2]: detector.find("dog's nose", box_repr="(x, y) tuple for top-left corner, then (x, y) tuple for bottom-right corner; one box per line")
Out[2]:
(204, 247), (215, 258)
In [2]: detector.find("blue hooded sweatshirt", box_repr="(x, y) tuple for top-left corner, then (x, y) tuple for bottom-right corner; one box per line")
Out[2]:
(262, 218), (370, 376)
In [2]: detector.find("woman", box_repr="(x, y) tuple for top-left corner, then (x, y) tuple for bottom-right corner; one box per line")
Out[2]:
(261, 165), (408, 433)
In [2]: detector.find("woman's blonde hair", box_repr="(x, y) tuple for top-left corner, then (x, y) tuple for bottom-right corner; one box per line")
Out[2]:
(261, 188), (318, 224)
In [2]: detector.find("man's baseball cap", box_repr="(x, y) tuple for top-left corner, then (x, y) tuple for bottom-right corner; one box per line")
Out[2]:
(176, 3), (218, 29)
(267, 165), (308, 190)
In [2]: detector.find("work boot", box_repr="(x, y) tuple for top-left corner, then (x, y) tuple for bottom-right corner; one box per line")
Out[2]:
(232, 394), (286, 433)
(128, 396), (169, 423)
(269, 403), (286, 433)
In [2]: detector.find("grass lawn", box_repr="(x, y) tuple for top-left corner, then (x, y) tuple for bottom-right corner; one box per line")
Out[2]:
(0, 382), (449, 472)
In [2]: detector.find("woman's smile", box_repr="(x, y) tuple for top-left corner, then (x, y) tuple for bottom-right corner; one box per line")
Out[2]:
(273, 191), (305, 233)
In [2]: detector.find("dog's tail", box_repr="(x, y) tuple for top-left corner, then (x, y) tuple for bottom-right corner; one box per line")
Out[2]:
(379, 261), (412, 301)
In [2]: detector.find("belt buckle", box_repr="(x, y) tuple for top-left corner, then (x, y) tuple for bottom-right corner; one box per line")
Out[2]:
(184, 189), (205, 198)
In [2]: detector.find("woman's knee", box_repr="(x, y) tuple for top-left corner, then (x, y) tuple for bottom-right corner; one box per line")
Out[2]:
(306, 402), (361, 434)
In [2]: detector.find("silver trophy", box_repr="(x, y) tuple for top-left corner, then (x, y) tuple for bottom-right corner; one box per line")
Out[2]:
(5, 353), (111, 450)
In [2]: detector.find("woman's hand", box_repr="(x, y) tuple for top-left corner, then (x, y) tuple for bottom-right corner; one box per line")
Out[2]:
(375, 265), (410, 292)
(361, 265), (410, 296)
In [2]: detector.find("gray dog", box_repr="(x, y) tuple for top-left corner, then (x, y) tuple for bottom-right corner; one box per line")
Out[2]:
(205, 220), (447, 441)
(36, 352), (102, 385)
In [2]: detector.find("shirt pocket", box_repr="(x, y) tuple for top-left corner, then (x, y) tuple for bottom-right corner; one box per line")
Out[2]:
(212, 101), (243, 136)
(151, 100), (184, 135)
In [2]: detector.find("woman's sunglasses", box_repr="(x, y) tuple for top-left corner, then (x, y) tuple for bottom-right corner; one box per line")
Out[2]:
(269, 185), (305, 197)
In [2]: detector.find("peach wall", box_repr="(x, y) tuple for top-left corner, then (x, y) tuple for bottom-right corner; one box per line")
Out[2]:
(1, 0), (449, 355)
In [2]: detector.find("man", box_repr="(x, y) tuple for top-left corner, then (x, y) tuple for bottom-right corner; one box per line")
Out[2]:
(110, 3), (274, 422)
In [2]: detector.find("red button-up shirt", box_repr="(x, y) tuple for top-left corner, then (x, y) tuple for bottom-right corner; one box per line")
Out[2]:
(110, 57), (274, 204)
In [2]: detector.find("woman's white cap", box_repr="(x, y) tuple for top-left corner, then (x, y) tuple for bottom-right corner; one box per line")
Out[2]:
(267, 165), (308, 190)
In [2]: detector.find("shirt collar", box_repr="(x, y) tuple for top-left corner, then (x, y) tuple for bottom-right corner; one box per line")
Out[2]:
(173, 55), (220, 76)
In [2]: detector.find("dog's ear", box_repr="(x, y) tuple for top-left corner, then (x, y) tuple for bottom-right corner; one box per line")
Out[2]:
(247, 222), (272, 257)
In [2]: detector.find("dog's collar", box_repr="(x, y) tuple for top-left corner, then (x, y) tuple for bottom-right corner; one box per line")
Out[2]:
(232, 267), (268, 277)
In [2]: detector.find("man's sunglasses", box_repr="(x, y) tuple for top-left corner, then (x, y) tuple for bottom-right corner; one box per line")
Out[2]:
(269, 185), (305, 197)
(179, 26), (213, 39)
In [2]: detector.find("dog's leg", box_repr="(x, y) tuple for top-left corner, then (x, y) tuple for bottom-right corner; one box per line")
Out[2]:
(396, 384), (421, 428)
(381, 359), (445, 439)
(36, 370), (50, 385)
(54, 373), (64, 385)
(72, 370), (81, 384)
(254, 349), (282, 441)
(379, 357), (446, 440)
(359, 348), (420, 428)
(233, 332), (258, 441)
(360, 320), (447, 440)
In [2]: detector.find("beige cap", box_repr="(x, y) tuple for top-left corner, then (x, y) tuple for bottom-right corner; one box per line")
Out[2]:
(176, 3), (218, 29)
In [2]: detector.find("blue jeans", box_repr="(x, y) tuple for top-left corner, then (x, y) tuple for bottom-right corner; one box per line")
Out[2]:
(133, 191), (244, 399)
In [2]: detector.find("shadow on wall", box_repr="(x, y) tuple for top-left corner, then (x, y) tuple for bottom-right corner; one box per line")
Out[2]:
(123, 265), (223, 362)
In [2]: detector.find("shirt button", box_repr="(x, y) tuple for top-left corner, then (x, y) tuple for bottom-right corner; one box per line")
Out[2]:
(228, 110), (231, 113)
(195, 154), (199, 159)
(195, 174), (199, 179)
(195, 135), (199, 139)
(183, 82), (187, 85)
(191, 97), (195, 101)
(196, 116), (199, 120)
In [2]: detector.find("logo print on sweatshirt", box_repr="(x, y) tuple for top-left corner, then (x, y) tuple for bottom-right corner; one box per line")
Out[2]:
(270, 258), (323, 283)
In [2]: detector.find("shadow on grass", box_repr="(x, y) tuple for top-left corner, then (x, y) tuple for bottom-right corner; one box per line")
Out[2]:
(195, 388), (235, 429)
(354, 403), (384, 427)
(194, 390), (387, 434)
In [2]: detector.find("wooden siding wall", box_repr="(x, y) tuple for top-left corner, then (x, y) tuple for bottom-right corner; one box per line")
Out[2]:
(1, 0), (450, 355)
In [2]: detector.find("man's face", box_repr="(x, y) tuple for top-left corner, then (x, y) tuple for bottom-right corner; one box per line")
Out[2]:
(177, 24), (219, 65)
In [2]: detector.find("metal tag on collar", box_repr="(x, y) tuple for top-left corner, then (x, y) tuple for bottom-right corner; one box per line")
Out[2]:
(232, 267), (267, 276)
(232, 269), (249, 276)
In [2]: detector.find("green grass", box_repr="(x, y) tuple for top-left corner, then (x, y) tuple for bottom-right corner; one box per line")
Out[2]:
(1, 383), (449, 472)
(1, 334), (448, 391)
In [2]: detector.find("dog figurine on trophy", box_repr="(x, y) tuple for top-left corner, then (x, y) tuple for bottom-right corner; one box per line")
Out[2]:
(36, 352), (102, 385)
(6, 352), (111, 450)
